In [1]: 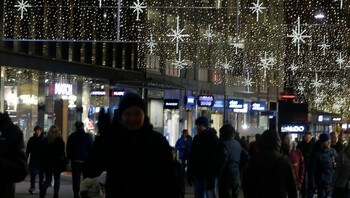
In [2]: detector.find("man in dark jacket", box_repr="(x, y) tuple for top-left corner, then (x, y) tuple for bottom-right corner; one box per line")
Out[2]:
(67, 121), (93, 198)
(187, 116), (224, 198)
(218, 124), (249, 198)
(175, 129), (192, 175)
(308, 133), (338, 198)
(0, 112), (28, 198)
(26, 125), (44, 194)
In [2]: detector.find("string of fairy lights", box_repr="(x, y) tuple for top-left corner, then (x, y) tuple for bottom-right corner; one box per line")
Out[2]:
(3, 0), (350, 117)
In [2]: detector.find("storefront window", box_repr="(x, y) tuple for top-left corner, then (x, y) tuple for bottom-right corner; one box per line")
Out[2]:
(1, 67), (39, 142)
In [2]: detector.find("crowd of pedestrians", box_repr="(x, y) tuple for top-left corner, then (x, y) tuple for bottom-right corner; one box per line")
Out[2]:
(3, 93), (350, 198)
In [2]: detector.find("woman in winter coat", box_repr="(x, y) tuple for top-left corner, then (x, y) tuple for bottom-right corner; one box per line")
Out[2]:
(333, 139), (350, 198)
(84, 93), (179, 198)
(40, 125), (67, 198)
(0, 112), (27, 198)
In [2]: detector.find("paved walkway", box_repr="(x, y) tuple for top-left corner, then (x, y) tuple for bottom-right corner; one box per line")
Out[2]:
(15, 172), (195, 198)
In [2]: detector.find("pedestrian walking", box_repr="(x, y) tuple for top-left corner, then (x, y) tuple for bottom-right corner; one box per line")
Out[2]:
(242, 129), (297, 198)
(67, 121), (93, 198)
(0, 112), (28, 198)
(175, 129), (192, 176)
(187, 116), (224, 198)
(26, 125), (45, 194)
(333, 138), (350, 198)
(84, 92), (180, 198)
(218, 124), (249, 198)
(40, 125), (68, 198)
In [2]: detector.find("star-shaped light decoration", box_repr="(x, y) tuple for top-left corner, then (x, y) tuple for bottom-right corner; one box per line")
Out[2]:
(288, 61), (298, 75)
(297, 83), (305, 94)
(230, 42), (240, 54)
(258, 52), (275, 79)
(221, 59), (232, 71)
(318, 35), (330, 56)
(167, 16), (190, 54)
(314, 96), (324, 106)
(172, 50), (187, 70)
(203, 25), (215, 43)
(310, 73), (323, 94)
(99, 0), (102, 7)
(15, 0), (31, 20)
(242, 70), (255, 92)
(146, 34), (157, 54)
(130, 0), (146, 21)
(287, 16), (311, 55)
(249, 0), (267, 22)
(336, 52), (346, 69)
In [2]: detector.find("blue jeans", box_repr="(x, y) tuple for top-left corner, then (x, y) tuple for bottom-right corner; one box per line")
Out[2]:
(71, 161), (85, 198)
(194, 177), (217, 198)
(41, 171), (61, 198)
(29, 166), (44, 190)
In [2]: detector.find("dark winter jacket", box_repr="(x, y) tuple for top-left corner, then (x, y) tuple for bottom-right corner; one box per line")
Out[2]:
(67, 129), (93, 162)
(187, 128), (224, 180)
(41, 137), (66, 172)
(84, 119), (179, 198)
(242, 129), (297, 198)
(220, 139), (245, 179)
(0, 113), (28, 198)
(26, 134), (44, 168)
(308, 141), (338, 189)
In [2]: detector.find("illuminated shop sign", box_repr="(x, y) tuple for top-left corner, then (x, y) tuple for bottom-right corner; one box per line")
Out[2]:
(281, 124), (307, 133)
(233, 103), (248, 113)
(251, 102), (267, 111)
(197, 95), (214, 107)
(90, 90), (106, 96)
(213, 99), (224, 108)
(332, 117), (342, 122)
(228, 99), (244, 109)
(164, 99), (179, 109)
(318, 115), (332, 122)
(54, 83), (73, 96)
(185, 96), (195, 105)
(112, 90), (125, 97)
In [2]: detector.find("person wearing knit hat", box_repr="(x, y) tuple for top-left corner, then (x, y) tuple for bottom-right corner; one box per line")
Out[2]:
(114, 92), (147, 131)
(84, 93), (181, 197)
(308, 133), (338, 198)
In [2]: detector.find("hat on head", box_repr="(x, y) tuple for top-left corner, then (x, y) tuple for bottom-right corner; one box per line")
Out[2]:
(319, 133), (330, 143)
(258, 129), (281, 152)
(195, 116), (209, 128)
(117, 93), (146, 117)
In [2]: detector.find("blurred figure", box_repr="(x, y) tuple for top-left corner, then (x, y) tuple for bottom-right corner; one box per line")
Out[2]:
(247, 133), (261, 158)
(40, 125), (68, 198)
(26, 125), (44, 194)
(242, 129), (297, 198)
(281, 133), (305, 192)
(175, 129), (192, 175)
(0, 112), (28, 198)
(297, 131), (314, 198)
(333, 139), (350, 198)
(84, 93), (179, 197)
(308, 133), (338, 198)
(331, 132), (344, 154)
(67, 121), (94, 198)
(218, 124), (249, 198)
(187, 116), (224, 198)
